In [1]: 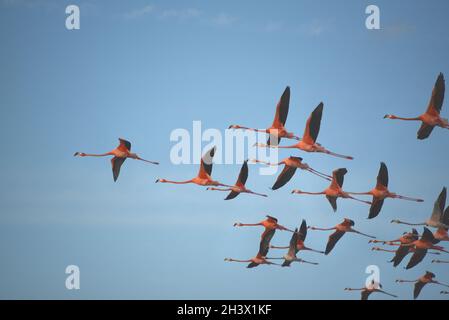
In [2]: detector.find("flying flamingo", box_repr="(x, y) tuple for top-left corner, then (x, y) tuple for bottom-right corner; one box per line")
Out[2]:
(270, 220), (324, 254)
(74, 138), (159, 182)
(384, 73), (448, 140)
(228, 86), (300, 145)
(251, 157), (331, 191)
(292, 168), (371, 212)
(233, 215), (294, 234)
(155, 146), (230, 187)
(347, 162), (423, 219)
(402, 227), (449, 269)
(309, 218), (376, 255)
(224, 229), (280, 268)
(369, 229), (421, 267)
(396, 271), (449, 299)
(344, 281), (397, 300)
(266, 227), (319, 267)
(255, 103), (354, 160)
(391, 187), (449, 229)
(206, 160), (267, 199)
(432, 259), (449, 264)
(371, 247), (440, 268)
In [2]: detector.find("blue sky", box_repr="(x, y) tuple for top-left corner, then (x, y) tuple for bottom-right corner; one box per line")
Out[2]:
(0, 0), (448, 299)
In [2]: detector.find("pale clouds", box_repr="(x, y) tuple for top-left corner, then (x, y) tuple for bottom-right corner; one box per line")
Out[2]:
(124, 5), (154, 20)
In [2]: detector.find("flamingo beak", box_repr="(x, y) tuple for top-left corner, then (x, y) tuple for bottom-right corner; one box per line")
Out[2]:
(155, 179), (160, 183)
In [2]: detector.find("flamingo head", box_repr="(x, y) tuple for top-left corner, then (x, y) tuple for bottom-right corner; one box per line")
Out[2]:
(74, 152), (86, 157)
(155, 179), (166, 183)
(391, 219), (401, 224)
(224, 258), (231, 262)
(291, 189), (301, 194)
(233, 222), (242, 227)
(383, 114), (396, 119)
(228, 125), (240, 129)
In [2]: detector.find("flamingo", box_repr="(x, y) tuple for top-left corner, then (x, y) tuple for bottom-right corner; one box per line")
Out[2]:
(291, 168), (371, 212)
(206, 160), (267, 199)
(270, 220), (324, 254)
(224, 229), (280, 268)
(233, 215), (294, 235)
(251, 157), (331, 191)
(344, 281), (397, 300)
(155, 146), (230, 187)
(396, 271), (449, 299)
(384, 73), (448, 140)
(255, 103), (354, 160)
(371, 246), (440, 268)
(309, 218), (376, 255)
(228, 86), (300, 145)
(74, 138), (159, 182)
(391, 187), (449, 229)
(402, 227), (449, 269)
(432, 259), (449, 264)
(265, 227), (319, 267)
(347, 163), (423, 219)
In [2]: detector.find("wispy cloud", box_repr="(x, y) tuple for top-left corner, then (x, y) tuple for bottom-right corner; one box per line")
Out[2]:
(210, 13), (236, 26)
(159, 8), (202, 20)
(124, 4), (154, 20)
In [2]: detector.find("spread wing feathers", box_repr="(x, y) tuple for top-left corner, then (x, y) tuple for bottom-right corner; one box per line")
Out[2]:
(325, 230), (345, 255)
(298, 220), (307, 242)
(259, 229), (276, 257)
(111, 157), (126, 182)
(326, 196), (338, 212)
(118, 138), (131, 152)
(391, 245), (410, 267)
(271, 165), (297, 190)
(302, 102), (323, 144)
(421, 227), (439, 244)
(236, 161), (249, 186)
(376, 162), (389, 188)
(426, 73), (445, 115)
(431, 187), (447, 223)
(417, 123), (435, 140)
(368, 198), (385, 219)
(361, 290), (372, 301)
(282, 260), (293, 267)
(246, 262), (259, 268)
(272, 86), (290, 127)
(414, 281), (426, 300)
(333, 168), (347, 188)
(224, 191), (240, 200)
(199, 146), (216, 178)
(406, 248), (428, 270)
(287, 229), (299, 257)
(442, 206), (449, 228)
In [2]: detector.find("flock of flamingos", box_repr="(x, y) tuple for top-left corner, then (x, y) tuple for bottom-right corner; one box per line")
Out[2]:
(74, 73), (449, 300)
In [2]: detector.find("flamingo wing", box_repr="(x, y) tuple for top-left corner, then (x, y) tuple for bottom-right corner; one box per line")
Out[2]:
(330, 168), (347, 189)
(406, 248), (428, 269)
(298, 219), (307, 242)
(246, 261), (259, 268)
(118, 138), (131, 152)
(287, 229), (299, 257)
(391, 245), (410, 267)
(442, 206), (449, 228)
(198, 146), (216, 178)
(302, 102), (323, 145)
(271, 86), (291, 128)
(376, 162), (388, 188)
(421, 226), (440, 244)
(361, 290), (372, 301)
(417, 123), (435, 140)
(259, 229), (276, 257)
(425, 73), (445, 116)
(325, 230), (345, 255)
(271, 165), (297, 190)
(368, 198), (385, 219)
(225, 191), (240, 200)
(236, 161), (249, 186)
(326, 196), (338, 212)
(111, 157), (126, 182)
(413, 281), (426, 300)
(431, 187), (446, 223)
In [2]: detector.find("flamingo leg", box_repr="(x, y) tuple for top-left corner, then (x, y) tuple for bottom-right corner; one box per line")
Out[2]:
(321, 148), (354, 160)
(135, 156), (159, 165)
(306, 168), (332, 181)
(392, 195), (424, 202)
(350, 228), (376, 239)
